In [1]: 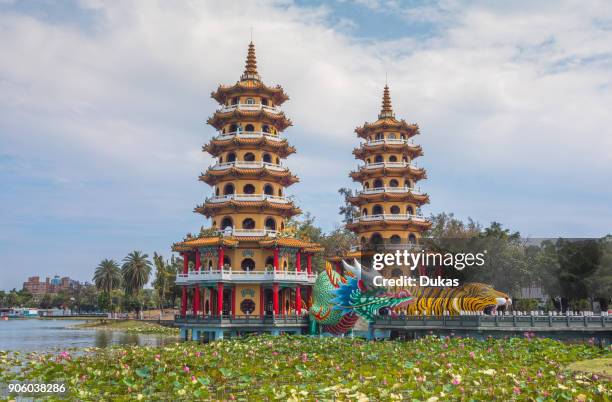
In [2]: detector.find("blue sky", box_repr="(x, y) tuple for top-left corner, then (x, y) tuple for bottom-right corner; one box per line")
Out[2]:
(1, 0), (611, 290)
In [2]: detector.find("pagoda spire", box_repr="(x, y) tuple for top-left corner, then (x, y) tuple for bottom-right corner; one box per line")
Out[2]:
(241, 41), (260, 81)
(378, 84), (395, 119)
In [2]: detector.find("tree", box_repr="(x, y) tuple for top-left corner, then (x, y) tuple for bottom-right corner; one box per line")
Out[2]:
(152, 252), (173, 313)
(93, 259), (122, 310)
(122, 251), (152, 314)
(338, 187), (358, 224)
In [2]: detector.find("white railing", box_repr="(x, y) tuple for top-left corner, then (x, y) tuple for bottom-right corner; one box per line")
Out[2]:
(216, 131), (283, 142)
(206, 194), (291, 204)
(363, 161), (417, 169)
(211, 161), (286, 171)
(216, 228), (279, 237)
(351, 214), (427, 223)
(360, 186), (422, 195)
(176, 268), (317, 284)
(219, 103), (282, 114)
(366, 138), (414, 146)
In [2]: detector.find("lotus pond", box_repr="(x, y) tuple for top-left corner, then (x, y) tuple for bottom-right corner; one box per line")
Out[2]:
(0, 335), (610, 401)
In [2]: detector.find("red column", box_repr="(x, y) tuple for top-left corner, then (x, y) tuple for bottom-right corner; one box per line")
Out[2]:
(273, 247), (279, 271)
(231, 286), (236, 318)
(296, 250), (301, 272)
(307, 254), (312, 275)
(194, 249), (201, 316)
(181, 252), (189, 316)
(218, 246), (224, 269)
(259, 285), (264, 318)
(272, 283), (279, 315)
(217, 282), (224, 316)
(295, 286), (302, 315)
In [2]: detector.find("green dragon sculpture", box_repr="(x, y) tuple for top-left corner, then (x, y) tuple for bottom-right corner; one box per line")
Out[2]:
(308, 259), (414, 335)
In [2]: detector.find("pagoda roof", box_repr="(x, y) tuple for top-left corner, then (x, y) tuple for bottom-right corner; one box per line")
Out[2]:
(195, 200), (301, 218)
(203, 136), (296, 157)
(211, 42), (290, 105)
(207, 108), (292, 131)
(355, 85), (419, 138)
(172, 236), (239, 252)
(199, 167), (299, 187)
(346, 218), (432, 232)
(349, 165), (427, 181)
(352, 142), (423, 160)
(259, 237), (324, 253)
(348, 191), (429, 206)
(172, 235), (322, 253)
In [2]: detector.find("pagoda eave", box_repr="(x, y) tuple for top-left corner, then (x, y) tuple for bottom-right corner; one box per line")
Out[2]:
(349, 167), (427, 181)
(346, 219), (432, 232)
(194, 201), (301, 218)
(211, 82), (289, 106)
(199, 169), (300, 187)
(203, 138), (296, 157)
(207, 110), (292, 131)
(347, 193), (429, 206)
(355, 119), (419, 139)
(352, 144), (423, 160)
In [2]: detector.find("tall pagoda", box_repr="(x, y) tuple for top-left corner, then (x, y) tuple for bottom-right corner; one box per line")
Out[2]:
(172, 42), (322, 341)
(345, 85), (432, 276)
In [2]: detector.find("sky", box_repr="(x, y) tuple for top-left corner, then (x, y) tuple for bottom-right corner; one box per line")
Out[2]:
(1, 0), (611, 290)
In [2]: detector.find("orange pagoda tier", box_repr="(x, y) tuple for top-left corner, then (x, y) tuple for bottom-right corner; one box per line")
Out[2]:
(172, 42), (322, 341)
(340, 86), (431, 274)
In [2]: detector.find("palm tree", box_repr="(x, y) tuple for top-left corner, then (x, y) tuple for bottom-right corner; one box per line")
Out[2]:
(93, 259), (121, 309)
(122, 251), (152, 296)
(152, 252), (171, 314)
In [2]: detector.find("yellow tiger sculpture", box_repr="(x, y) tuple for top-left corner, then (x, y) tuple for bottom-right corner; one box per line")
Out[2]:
(404, 282), (511, 315)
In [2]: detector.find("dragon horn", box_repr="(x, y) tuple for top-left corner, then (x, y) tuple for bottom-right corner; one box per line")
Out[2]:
(342, 259), (360, 280)
(353, 259), (378, 288)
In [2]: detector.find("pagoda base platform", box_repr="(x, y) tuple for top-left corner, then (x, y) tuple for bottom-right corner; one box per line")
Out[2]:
(175, 314), (308, 341)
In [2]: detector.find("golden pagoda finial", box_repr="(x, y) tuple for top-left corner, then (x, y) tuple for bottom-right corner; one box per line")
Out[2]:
(241, 41), (260, 81)
(379, 84), (395, 119)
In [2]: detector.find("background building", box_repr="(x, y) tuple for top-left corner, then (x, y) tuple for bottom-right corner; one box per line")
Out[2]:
(22, 275), (77, 295)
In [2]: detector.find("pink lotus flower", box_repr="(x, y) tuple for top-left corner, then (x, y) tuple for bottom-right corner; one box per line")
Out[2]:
(195, 352), (201, 357)
(469, 351), (475, 359)
(183, 365), (190, 373)
(191, 375), (197, 383)
(301, 353), (308, 362)
(451, 375), (461, 385)
(212, 351), (218, 357)
(154, 354), (160, 361)
(272, 351), (279, 356)
(513, 387), (521, 394)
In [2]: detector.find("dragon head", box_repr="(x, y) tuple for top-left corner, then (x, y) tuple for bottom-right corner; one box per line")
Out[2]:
(330, 259), (414, 322)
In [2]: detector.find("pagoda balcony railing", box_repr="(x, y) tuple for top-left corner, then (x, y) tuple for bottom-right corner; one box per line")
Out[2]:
(349, 243), (419, 252)
(350, 213), (427, 223)
(359, 186), (422, 195)
(211, 161), (287, 171)
(365, 138), (415, 146)
(218, 103), (282, 114)
(176, 268), (317, 284)
(206, 194), (291, 204)
(216, 131), (283, 142)
(363, 161), (418, 170)
(216, 228), (279, 237)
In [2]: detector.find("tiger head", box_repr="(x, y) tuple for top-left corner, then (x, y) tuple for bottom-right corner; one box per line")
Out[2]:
(461, 282), (512, 314)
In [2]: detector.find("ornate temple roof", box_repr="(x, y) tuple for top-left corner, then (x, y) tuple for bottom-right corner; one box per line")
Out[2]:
(352, 142), (423, 160)
(347, 191), (429, 206)
(199, 166), (299, 186)
(173, 235), (323, 253)
(203, 136), (296, 157)
(354, 86), (419, 138)
(210, 42), (290, 105)
(195, 199), (301, 218)
(206, 109), (292, 131)
(259, 237), (324, 253)
(349, 164), (427, 181)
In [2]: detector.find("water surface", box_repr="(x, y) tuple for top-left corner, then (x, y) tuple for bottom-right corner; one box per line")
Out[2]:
(0, 319), (177, 352)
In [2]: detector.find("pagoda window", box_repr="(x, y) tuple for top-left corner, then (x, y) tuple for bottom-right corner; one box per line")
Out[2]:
(246, 98), (255, 105)
(390, 205), (400, 214)
(388, 133), (396, 140)
(400, 134), (405, 140)
(407, 206), (414, 215)
(389, 155), (398, 162)
(283, 260), (288, 270)
(373, 179), (383, 188)
(223, 256), (231, 268)
(390, 235), (401, 244)
(389, 179), (399, 187)
(208, 260), (213, 269)
(215, 188), (220, 196)
(223, 183), (235, 195)
(262, 98), (269, 106)
(374, 155), (384, 163)
(404, 180), (411, 188)
(243, 184), (256, 194)
(364, 182), (369, 189)
(213, 220), (216, 227)
(263, 153), (272, 163)
(262, 125), (270, 133)
(281, 222), (285, 230)
(245, 124), (255, 132)
(244, 152), (256, 161)
(242, 218), (256, 229)
(227, 152), (236, 162)
(265, 256), (274, 268)
(219, 156), (223, 163)
(264, 184), (274, 195)
(231, 97), (238, 105)
(372, 205), (383, 215)
(275, 157), (280, 164)
(221, 217), (233, 230)
(366, 158), (371, 164)
(376, 133), (384, 140)
(278, 188), (283, 196)
(265, 217), (276, 230)
(370, 233), (384, 246)
(362, 208), (368, 216)
(241, 258), (255, 271)
(230, 124), (238, 132)
(402, 157), (408, 163)
(408, 234), (417, 244)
